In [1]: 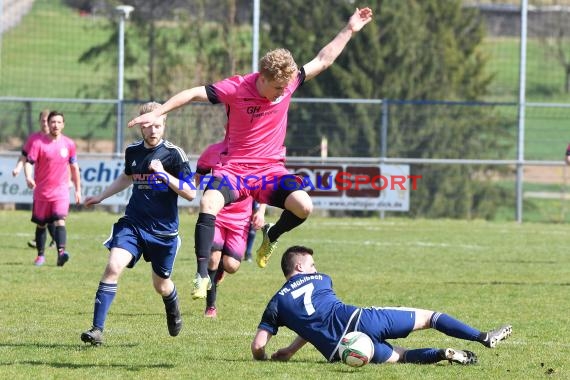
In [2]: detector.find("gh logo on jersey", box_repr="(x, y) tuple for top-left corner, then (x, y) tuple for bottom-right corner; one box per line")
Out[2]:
(246, 105), (261, 114)
(148, 172), (169, 191)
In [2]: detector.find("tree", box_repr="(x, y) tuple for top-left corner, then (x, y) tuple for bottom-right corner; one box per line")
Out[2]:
(261, 0), (513, 218)
(76, 0), (252, 153)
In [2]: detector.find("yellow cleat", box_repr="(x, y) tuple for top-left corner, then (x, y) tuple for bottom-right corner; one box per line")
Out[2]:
(255, 223), (278, 268)
(191, 273), (212, 299)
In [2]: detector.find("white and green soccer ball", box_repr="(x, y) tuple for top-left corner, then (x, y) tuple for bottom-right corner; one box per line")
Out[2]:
(338, 331), (375, 367)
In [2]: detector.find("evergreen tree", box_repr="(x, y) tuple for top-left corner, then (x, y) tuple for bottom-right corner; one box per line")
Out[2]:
(261, 0), (513, 218)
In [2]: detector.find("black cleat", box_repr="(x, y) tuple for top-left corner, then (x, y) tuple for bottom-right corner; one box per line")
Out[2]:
(81, 327), (103, 346)
(57, 251), (70, 267)
(483, 325), (512, 348)
(27, 240), (37, 248)
(166, 301), (183, 337)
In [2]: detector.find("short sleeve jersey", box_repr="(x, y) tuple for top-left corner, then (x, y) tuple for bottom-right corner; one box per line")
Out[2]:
(123, 140), (192, 236)
(26, 134), (77, 201)
(205, 69), (305, 163)
(196, 141), (253, 226)
(258, 273), (358, 361)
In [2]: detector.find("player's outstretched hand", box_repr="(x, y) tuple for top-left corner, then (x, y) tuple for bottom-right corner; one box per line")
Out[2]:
(270, 348), (294, 362)
(348, 7), (373, 33)
(127, 111), (159, 129)
(84, 196), (102, 208)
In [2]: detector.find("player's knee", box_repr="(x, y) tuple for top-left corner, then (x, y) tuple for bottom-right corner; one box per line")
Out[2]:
(152, 278), (172, 295)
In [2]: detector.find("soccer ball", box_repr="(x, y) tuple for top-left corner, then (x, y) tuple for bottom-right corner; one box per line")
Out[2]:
(338, 331), (375, 367)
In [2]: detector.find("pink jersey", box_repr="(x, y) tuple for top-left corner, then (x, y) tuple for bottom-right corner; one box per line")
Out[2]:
(196, 141), (227, 174)
(26, 134), (77, 201)
(197, 141), (253, 227)
(22, 131), (45, 156)
(205, 70), (305, 164)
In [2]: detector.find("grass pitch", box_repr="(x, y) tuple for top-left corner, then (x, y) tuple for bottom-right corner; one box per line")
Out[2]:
(0, 210), (568, 379)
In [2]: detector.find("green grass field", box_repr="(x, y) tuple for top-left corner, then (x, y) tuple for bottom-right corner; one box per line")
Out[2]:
(0, 210), (568, 379)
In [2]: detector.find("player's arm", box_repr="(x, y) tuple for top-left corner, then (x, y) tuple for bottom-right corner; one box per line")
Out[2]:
(127, 86), (208, 128)
(12, 155), (27, 177)
(271, 335), (308, 361)
(23, 161), (35, 189)
(70, 162), (82, 204)
(148, 159), (196, 202)
(303, 7), (373, 82)
(251, 203), (267, 230)
(251, 328), (273, 360)
(84, 172), (132, 207)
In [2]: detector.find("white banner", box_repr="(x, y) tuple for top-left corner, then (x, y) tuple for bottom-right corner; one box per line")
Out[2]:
(0, 155), (413, 211)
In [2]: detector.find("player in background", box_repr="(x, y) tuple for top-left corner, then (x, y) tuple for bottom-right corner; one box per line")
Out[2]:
(12, 109), (56, 251)
(24, 111), (81, 267)
(244, 201), (262, 262)
(251, 246), (513, 365)
(80, 102), (196, 346)
(565, 143), (570, 165)
(128, 7), (374, 299)
(195, 141), (266, 318)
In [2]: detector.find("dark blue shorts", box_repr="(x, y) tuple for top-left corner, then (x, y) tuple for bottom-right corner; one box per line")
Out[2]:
(356, 307), (416, 363)
(103, 218), (180, 279)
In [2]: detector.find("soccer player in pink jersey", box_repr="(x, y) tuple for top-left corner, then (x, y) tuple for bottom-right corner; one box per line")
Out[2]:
(196, 141), (266, 317)
(24, 111), (82, 267)
(12, 109), (57, 251)
(128, 7), (374, 299)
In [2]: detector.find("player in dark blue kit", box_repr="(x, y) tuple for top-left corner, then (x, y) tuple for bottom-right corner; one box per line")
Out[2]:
(252, 246), (513, 365)
(80, 102), (196, 345)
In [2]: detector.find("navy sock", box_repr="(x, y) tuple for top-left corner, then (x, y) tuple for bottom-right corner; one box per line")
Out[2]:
(55, 225), (66, 254)
(245, 225), (256, 257)
(430, 312), (481, 342)
(162, 286), (179, 314)
(194, 213), (216, 277)
(93, 282), (117, 331)
(268, 210), (306, 242)
(35, 226), (47, 255)
(206, 269), (217, 308)
(404, 348), (445, 364)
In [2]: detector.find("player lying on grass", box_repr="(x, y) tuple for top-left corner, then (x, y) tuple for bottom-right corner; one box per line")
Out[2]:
(251, 246), (512, 365)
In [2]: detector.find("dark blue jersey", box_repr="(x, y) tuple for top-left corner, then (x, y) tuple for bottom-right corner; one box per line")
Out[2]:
(123, 140), (192, 236)
(258, 273), (359, 361)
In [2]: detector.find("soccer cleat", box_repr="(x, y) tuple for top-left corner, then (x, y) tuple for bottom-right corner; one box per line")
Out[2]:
(57, 251), (70, 267)
(81, 327), (103, 346)
(255, 223), (277, 268)
(445, 348), (478, 365)
(49, 240), (55, 248)
(166, 303), (183, 337)
(204, 306), (217, 318)
(191, 273), (212, 300)
(28, 240), (37, 248)
(483, 325), (512, 348)
(34, 256), (45, 266)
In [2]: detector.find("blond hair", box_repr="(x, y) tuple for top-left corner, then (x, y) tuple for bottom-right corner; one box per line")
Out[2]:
(38, 109), (50, 121)
(259, 48), (298, 82)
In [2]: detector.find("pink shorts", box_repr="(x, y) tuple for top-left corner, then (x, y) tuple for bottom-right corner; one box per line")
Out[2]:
(211, 221), (249, 261)
(213, 162), (303, 208)
(31, 198), (69, 225)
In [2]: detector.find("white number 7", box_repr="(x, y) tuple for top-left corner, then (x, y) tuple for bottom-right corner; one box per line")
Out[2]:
(291, 283), (315, 315)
